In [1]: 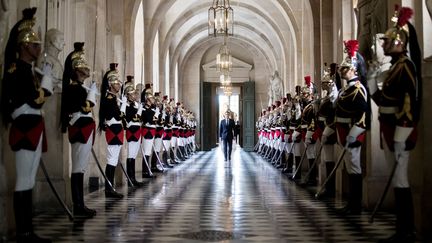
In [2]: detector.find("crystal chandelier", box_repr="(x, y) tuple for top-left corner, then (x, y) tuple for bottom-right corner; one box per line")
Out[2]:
(219, 73), (231, 85)
(208, 0), (234, 37)
(216, 41), (232, 73)
(222, 84), (233, 97)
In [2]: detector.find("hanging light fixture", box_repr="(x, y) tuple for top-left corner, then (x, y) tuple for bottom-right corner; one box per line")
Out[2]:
(208, 0), (234, 37)
(216, 40), (232, 74)
(222, 84), (233, 97)
(219, 73), (231, 85)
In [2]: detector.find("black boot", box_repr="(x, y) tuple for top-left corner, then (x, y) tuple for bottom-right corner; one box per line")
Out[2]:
(104, 165), (124, 198)
(170, 149), (180, 164)
(71, 173), (96, 218)
(379, 188), (416, 243)
(127, 158), (144, 187)
(337, 173), (362, 215)
(151, 153), (164, 172)
(142, 156), (156, 178)
(282, 153), (293, 173)
(14, 189), (51, 243)
(324, 162), (336, 197)
(307, 159), (317, 185)
(162, 151), (174, 168)
(276, 151), (285, 169)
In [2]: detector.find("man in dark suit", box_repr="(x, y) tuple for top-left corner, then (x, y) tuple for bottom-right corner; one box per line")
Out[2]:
(220, 110), (235, 161)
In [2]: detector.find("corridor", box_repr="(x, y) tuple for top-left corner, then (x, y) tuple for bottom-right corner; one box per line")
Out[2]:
(31, 147), (395, 242)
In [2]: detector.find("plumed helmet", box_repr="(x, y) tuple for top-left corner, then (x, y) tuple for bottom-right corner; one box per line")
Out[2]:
(340, 40), (359, 70)
(382, 5), (413, 50)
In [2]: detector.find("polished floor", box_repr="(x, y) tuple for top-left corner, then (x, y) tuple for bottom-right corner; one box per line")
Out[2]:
(29, 145), (398, 242)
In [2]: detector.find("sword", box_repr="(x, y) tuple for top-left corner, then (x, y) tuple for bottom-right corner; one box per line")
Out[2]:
(151, 143), (166, 171)
(118, 160), (135, 188)
(369, 160), (398, 223)
(315, 143), (349, 198)
(40, 159), (73, 220)
(291, 143), (308, 179)
(139, 142), (154, 175)
(300, 143), (323, 185)
(91, 148), (113, 190)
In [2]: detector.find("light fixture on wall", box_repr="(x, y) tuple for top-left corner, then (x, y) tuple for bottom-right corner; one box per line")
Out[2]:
(208, 0), (234, 37)
(216, 40), (232, 74)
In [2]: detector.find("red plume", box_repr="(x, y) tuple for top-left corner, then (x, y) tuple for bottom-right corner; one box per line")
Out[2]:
(343, 40), (359, 58)
(397, 7), (413, 27)
(304, 76), (311, 86)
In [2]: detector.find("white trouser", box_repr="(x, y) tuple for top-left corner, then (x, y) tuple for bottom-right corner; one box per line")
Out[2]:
(142, 138), (154, 156)
(107, 145), (122, 166)
(154, 138), (162, 153)
(382, 134), (410, 188)
(306, 143), (316, 159)
(279, 141), (286, 152)
(171, 137), (177, 147)
(178, 137), (184, 146)
(127, 138), (141, 159)
(163, 140), (171, 152)
(71, 131), (93, 173)
(15, 134), (43, 191)
(343, 146), (362, 174)
(293, 142), (301, 157)
(321, 144), (335, 162)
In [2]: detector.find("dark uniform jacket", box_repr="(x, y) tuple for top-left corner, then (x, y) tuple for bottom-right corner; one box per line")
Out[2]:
(102, 93), (124, 145)
(6, 59), (50, 151)
(125, 101), (142, 142)
(63, 81), (96, 144)
(372, 55), (418, 151)
(141, 105), (156, 139)
(335, 77), (368, 147)
(317, 96), (337, 144)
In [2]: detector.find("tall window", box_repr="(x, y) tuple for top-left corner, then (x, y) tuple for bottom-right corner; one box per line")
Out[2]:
(165, 51), (170, 96)
(134, 1), (144, 85)
(153, 31), (159, 92)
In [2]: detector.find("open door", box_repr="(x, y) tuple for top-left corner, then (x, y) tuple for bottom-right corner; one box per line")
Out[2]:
(242, 81), (255, 151)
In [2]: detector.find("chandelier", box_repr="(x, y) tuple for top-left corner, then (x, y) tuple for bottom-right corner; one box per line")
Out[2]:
(208, 0), (234, 37)
(219, 73), (231, 85)
(222, 84), (233, 97)
(216, 41), (232, 73)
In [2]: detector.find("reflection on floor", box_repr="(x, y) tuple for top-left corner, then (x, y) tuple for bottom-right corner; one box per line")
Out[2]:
(29, 146), (397, 242)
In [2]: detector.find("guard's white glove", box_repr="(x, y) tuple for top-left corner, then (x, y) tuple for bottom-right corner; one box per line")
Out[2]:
(40, 63), (53, 94)
(155, 107), (160, 118)
(137, 102), (143, 115)
(375, 70), (389, 92)
(120, 95), (127, 113)
(305, 130), (314, 144)
(346, 125), (365, 144)
(291, 130), (300, 140)
(87, 81), (98, 104)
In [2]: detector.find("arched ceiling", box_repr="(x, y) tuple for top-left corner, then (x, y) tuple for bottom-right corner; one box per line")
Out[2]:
(134, 0), (314, 91)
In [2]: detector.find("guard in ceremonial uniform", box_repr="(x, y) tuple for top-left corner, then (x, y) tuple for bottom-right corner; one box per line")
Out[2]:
(317, 63), (340, 196)
(152, 92), (166, 170)
(60, 42), (97, 218)
(123, 77), (145, 187)
(161, 96), (175, 167)
(141, 84), (159, 177)
(1, 8), (52, 243)
(370, 6), (420, 243)
(284, 93), (302, 178)
(99, 63), (124, 198)
(301, 77), (319, 184)
(335, 40), (369, 215)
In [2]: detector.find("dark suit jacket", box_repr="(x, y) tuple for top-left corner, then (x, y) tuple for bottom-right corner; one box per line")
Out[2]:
(220, 118), (235, 140)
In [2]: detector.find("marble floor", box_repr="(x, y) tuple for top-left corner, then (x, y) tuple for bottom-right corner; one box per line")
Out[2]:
(28, 146), (399, 242)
